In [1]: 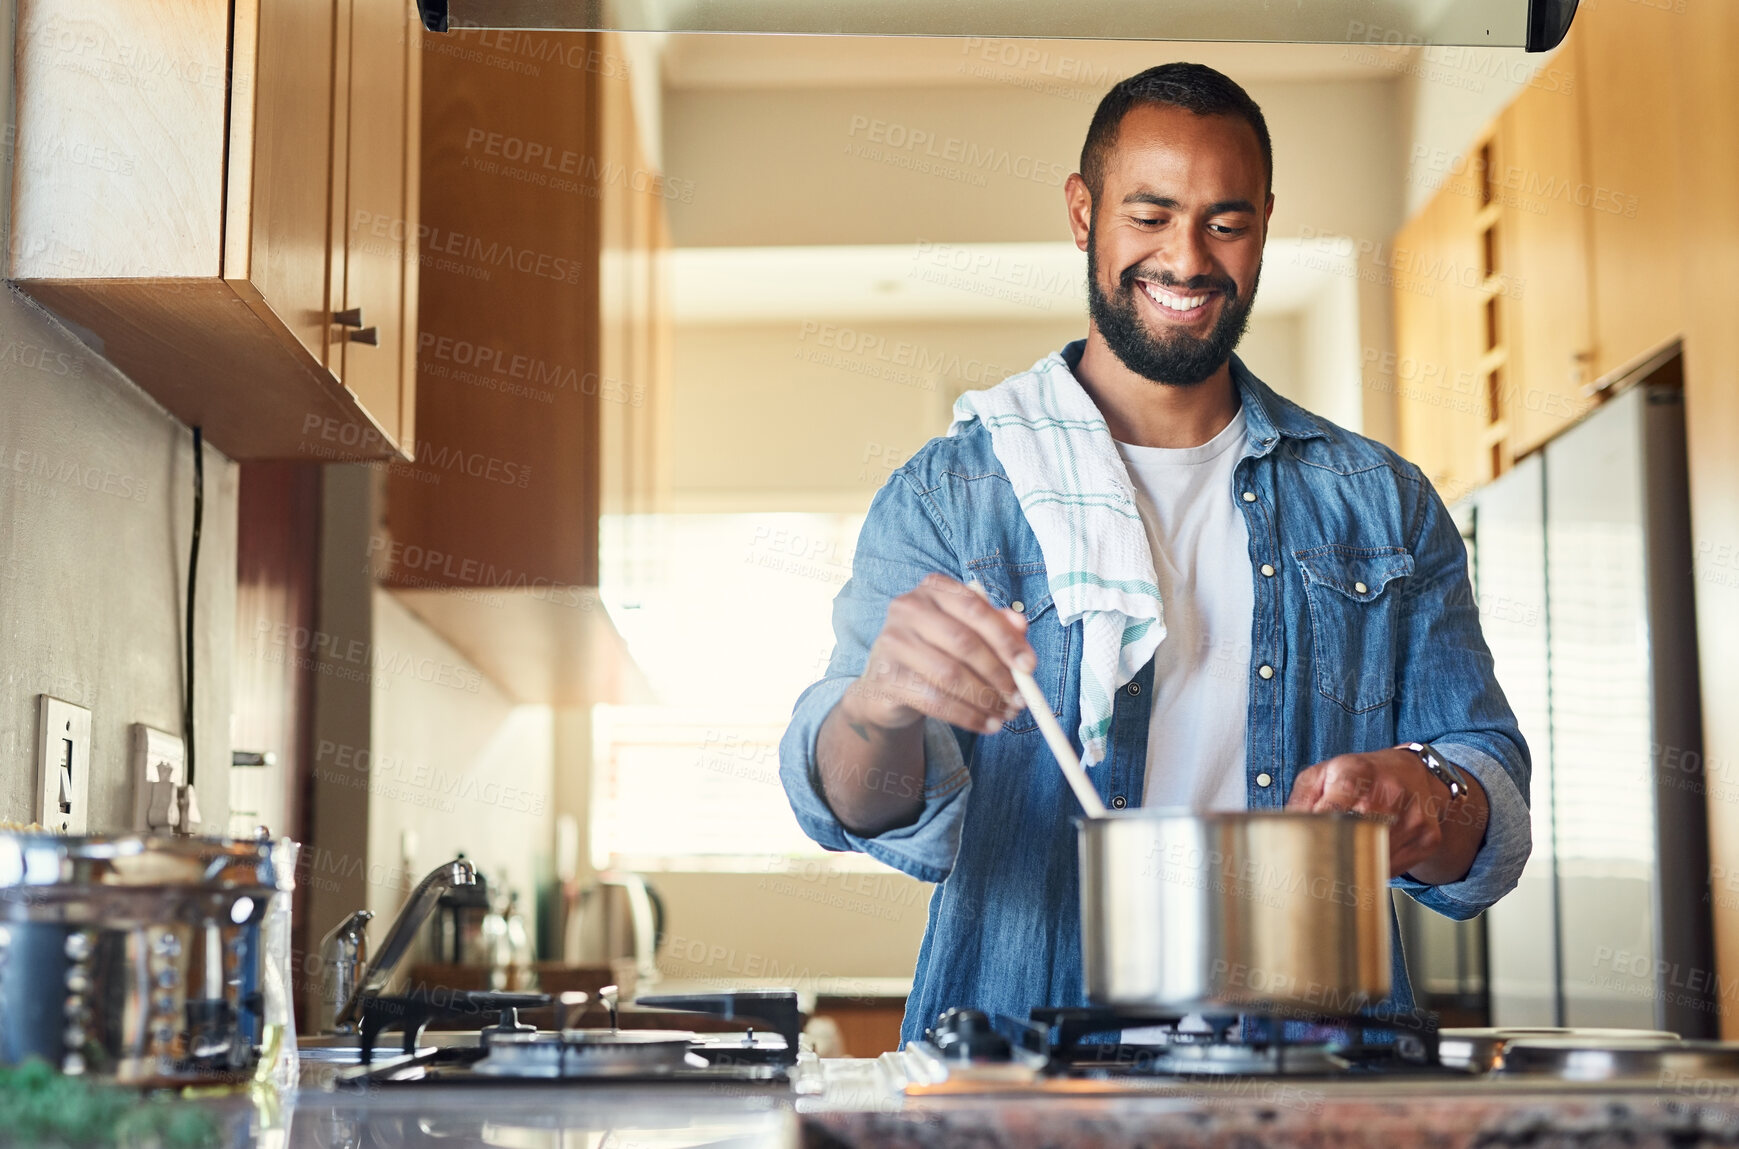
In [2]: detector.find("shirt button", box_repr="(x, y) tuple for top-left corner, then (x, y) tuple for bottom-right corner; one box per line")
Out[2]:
(1256, 772), (1273, 788)
(1354, 582), (1368, 595)
(1010, 600), (1024, 613)
(1258, 664), (1275, 680)
(1241, 491), (1257, 503)
(1127, 681), (1141, 696)
(1260, 563), (1275, 577)
(1110, 795), (1128, 809)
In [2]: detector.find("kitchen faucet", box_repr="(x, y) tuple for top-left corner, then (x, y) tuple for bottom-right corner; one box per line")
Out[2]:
(317, 857), (478, 1034)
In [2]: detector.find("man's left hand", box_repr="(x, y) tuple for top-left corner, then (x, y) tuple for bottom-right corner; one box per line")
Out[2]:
(1287, 748), (1489, 882)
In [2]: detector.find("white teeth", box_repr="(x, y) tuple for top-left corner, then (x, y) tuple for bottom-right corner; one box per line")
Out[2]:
(1141, 281), (1207, 312)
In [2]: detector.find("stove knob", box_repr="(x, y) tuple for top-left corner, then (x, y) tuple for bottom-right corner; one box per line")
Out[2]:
(928, 1008), (1012, 1062)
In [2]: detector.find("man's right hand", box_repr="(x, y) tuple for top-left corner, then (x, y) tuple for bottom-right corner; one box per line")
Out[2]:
(840, 573), (1037, 736)
(816, 575), (1037, 836)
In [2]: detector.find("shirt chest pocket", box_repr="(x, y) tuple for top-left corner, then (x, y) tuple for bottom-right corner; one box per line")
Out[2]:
(965, 562), (1070, 735)
(1294, 546), (1415, 714)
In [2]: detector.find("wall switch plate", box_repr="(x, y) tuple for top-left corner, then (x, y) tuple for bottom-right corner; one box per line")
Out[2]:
(38, 696), (91, 835)
(132, 724), (189, 832)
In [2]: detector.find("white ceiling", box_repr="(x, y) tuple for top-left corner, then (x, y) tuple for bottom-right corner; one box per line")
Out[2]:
(669, 238), (1352, 323)
(661, 35), (1415, 90)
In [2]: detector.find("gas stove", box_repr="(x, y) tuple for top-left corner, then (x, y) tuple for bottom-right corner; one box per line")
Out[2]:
(324, 989), (802, 1089)
(875, 1006), (1739, 1096)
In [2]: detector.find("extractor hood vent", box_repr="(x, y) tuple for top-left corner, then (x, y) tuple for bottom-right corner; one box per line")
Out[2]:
(416, 0), (1578, 53)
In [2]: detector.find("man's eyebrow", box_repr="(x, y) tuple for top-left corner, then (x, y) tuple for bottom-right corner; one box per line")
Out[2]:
(1121, 191), (1258, 215)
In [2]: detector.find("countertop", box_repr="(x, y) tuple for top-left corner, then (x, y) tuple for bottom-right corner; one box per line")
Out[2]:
(206, 1057), (1739, 1148)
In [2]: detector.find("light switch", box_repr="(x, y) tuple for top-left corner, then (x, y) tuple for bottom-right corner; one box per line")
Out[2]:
(37, 696), (91, 835)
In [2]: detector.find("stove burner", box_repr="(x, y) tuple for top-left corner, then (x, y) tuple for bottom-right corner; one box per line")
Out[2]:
(1027, 1004), (1441, 1078)
(335, 989), (801, 1088)
(473, 1029), (702, 1078)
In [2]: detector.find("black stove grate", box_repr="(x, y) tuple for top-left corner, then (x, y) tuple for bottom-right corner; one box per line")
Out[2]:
(1027, 1005), (1449, 1078)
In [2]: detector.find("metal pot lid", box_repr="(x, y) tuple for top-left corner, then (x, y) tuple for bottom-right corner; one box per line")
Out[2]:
(0, 831), (296, 892)
(1499, 1038), (1739, 1081)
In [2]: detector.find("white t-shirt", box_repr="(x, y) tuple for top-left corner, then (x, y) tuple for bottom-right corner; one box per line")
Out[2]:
(1114, 409), (1253, 812)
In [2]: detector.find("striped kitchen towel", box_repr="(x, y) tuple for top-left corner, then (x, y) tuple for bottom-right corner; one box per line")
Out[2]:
(949, 347), (1164, 769)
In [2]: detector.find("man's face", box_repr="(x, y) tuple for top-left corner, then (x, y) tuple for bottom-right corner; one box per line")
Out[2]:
(1070, 103), (1272, 387)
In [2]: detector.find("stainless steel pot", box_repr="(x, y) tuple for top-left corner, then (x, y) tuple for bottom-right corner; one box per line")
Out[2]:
(1079, 810), (1390, 1013)
(0, 831), (298, 1085)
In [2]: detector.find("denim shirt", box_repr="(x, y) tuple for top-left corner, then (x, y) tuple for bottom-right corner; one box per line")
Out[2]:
(779, 348), (1532, 1046)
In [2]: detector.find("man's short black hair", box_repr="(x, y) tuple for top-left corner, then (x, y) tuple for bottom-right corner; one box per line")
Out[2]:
(1079, 63), (1272, 202)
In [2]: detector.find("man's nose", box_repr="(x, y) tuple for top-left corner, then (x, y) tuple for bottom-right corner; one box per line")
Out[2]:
(1157, 225), (1216, 287)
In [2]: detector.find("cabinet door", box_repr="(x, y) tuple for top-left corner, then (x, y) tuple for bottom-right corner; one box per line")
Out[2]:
(1499, 49), (1595, 456)
(244, 0), (339, 365)
(1433, 155), (1495, 502)
(1577, 0), (1684, 378)
(333, 0), (418, 445)
(1392, 204), (1447, 485)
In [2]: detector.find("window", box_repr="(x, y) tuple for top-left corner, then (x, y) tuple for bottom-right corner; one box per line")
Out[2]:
(592, 513), (889, 872)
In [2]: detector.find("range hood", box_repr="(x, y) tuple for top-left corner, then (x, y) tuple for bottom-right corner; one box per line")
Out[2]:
(415, 0), (1578, 52)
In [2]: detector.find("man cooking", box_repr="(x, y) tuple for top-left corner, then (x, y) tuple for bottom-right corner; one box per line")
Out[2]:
(778, 63), (1531, 1046)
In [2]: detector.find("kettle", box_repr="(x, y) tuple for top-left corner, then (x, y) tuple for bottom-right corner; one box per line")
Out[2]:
(562, 871), (664, 986)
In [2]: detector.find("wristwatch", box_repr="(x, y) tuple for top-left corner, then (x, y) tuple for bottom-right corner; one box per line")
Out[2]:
(1399, 741), (1471, 810)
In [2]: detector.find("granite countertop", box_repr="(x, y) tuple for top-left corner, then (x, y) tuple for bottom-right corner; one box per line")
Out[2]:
(202, 1058), (1739, 1147)
(804, 1085), (1739, 1149)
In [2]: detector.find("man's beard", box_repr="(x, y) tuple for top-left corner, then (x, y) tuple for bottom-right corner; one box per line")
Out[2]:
(1085, 220), (1259, 387)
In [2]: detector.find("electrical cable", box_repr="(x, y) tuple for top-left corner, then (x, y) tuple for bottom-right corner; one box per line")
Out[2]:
(183, 426), (204, 795)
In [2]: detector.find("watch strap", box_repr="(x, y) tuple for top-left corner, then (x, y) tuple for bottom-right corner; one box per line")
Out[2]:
(1400, 741), (1469, 803)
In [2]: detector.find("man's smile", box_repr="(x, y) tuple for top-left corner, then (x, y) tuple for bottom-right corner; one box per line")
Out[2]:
(1134, 277), (1221, 325)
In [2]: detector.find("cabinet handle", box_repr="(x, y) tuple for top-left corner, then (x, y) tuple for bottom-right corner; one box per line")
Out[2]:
(333, 308), (365, 327)
(349, 327), (380, 346)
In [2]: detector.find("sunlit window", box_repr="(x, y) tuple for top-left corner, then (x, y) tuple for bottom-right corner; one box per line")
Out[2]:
(592, 513), (889, 871)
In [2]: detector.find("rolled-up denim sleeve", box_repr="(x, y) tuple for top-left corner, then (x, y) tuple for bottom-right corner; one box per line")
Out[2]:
(778, 470), (979, 885)
(1390, 469), (1533, 920)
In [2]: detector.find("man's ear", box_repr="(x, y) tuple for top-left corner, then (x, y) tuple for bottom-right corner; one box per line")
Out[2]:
(1064, 173), (1093, 252)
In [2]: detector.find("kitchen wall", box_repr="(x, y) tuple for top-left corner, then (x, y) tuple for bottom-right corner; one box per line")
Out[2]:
(0, 289), (235, 831)
(663, 77), (1402, 249)
(365, 590), (554, 933)
(298, 465), (557, 957)
(665, 313), (1303, 515)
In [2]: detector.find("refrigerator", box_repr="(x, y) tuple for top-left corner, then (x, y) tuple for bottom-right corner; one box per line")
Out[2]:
(1468, 368), (1715, 1037)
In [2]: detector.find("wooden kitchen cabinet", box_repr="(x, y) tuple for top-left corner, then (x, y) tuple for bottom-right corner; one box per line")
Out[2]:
(375, 28), (666, 706)
(1496, 43), (1596, 458)
(1573, 0), (1684, 380)
(1393, 173), (1490, 504)
(8, 0), (420, 460)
